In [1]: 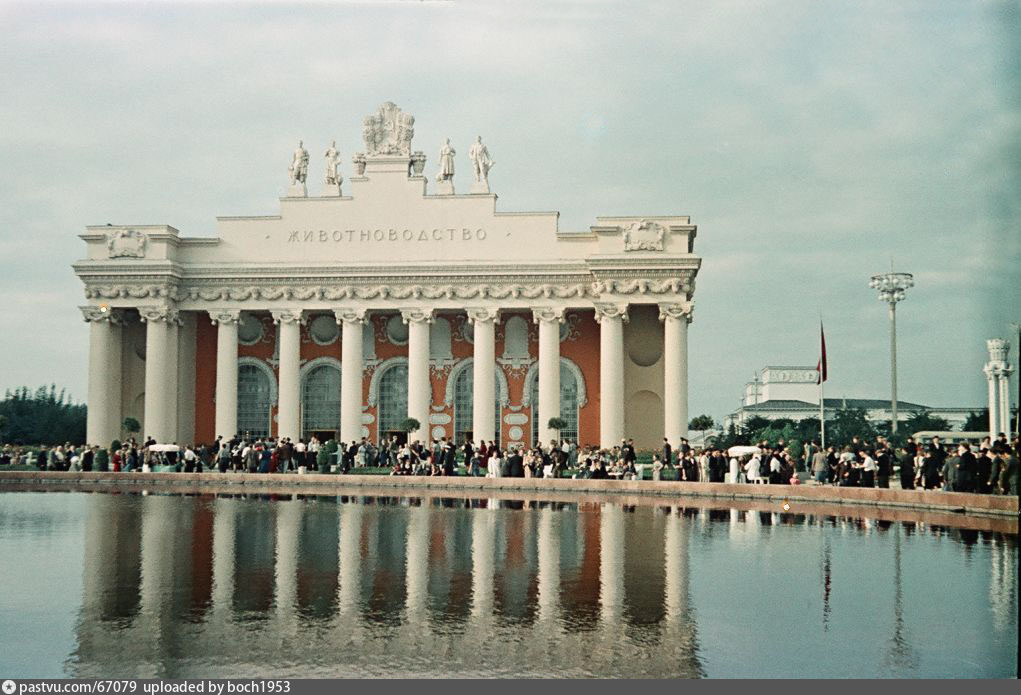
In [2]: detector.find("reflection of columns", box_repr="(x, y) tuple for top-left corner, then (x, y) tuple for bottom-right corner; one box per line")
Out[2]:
(537, 505), (560, 622)
(664, 509), (688, 625)
(338, 501), (363, 615)
(469, 308), (499, 443)
(533, 308), (564, 447)
(272, 309), (305, 441)
(336, 308), (367, 444)
(402, 309), (433, 442)
(82, 306), (123, 446)
(660, 302), (693, 443)
(599, 503), (624, 623)
(140, 495), (183, 614)
(595, 304), (628, 448)
(210, 310), (240, 440)
(140, 305), (180, 443)
(275, 500), (300, 619)
(405, 504), (431, 620)
(471, 505), (497, 619)
(211, 497), (238, 615)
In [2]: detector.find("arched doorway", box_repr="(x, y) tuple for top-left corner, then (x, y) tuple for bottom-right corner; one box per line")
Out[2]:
(452, 368), (503, 446)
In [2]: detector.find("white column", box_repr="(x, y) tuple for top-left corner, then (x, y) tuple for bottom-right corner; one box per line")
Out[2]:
(595, 303), (628, 449)
(468, 308), (499, 444)
(402, 309), (433, 444)
(140, 305), (179, 443)
(985, 367), (999, 439)
(210, 310), (241, 440)
(336, 308), (367, 445)
(82, 306), (123, 447)
(660, 302), (693, 445)
(176, 312), (196, 445)
(998, 373), (1012, 434)
(533, 308), (564, 448)
(272, 309), (305, 441)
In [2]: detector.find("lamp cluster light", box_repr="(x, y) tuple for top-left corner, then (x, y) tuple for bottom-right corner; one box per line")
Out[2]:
(869, 272), (914, 304)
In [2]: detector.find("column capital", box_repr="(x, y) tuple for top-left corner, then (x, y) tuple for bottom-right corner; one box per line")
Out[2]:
(79, 305), (126, 325)
(467, 307), (500, 324)
(532, 307), (565, 324)
(138, 305), (181, 325)
(658, 301), (694, 323)
(401, 308), (434, 324)
(270, 308), (307, 325)
(593, 302), (629, 323)
(333, 307), (369, 325)
(208, 309), (242, 326)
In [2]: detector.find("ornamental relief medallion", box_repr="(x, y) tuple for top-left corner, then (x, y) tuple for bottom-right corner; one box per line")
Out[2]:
(106, 229), (147, 259)
(622, 220), (665, 252)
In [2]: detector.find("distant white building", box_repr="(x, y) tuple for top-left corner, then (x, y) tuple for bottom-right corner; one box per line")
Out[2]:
(724, 365), (979, 432)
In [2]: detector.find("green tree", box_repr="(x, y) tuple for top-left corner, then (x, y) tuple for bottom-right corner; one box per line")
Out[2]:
(827, 408), (877, 448)
(689, 414), (715, 445)
(400, 418), (421, 436)
(0, 385), (86, 445)
(122, 417), (141, 437)
(902, 409), (951, 435)
(962, 409), (989, 432)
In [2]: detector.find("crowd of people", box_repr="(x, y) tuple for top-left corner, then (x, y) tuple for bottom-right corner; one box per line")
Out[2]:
(2, 431), (1018, 495)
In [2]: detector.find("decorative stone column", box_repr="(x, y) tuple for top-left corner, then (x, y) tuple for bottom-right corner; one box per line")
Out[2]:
(81, 306), (124, 447)
(402, 309), (433, 443)
(999, 371), (1013, 435)
(210, 310), (241, 440)
(533, 307), (564, 448)
(984, 364), (999, 439)
(139, 305), (180, 443)
(272, 309), (306, 441)
(468, 308), (499, 444)
(335, 308), (368, 445)
(660, 302), (693, 445)
(595, 303), (628, 449)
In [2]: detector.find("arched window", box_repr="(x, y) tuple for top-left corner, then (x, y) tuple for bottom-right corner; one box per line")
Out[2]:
(302, 363), (340, 438)
(238, 363), (272, 438)
(530, 363), (579, 446)
(377, 363), (408, 441)
(452, 369), (502, 445)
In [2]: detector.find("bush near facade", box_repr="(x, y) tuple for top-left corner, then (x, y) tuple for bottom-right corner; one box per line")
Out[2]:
(94, 448), (109, 472)
(317, 440), (338, 473)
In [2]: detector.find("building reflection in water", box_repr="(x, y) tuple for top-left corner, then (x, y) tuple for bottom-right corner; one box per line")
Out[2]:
(66, 492), (1017, 678)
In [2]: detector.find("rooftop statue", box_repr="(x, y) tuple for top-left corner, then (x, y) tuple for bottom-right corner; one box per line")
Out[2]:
(469, 136), (494, 183)
(288, 140), (309, 185)
(324, 140), (342, 185)
(436, 138), (455, 182)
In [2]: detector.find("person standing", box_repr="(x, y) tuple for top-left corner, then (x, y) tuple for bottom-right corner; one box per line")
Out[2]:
(897, 446), (915, 490)
(811, 444), (828, 484)
(954, 443), (976, 493)
(876, 445), (892, 488)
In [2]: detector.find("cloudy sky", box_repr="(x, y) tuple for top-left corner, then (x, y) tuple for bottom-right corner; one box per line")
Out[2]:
(1, 0), (1018, 423)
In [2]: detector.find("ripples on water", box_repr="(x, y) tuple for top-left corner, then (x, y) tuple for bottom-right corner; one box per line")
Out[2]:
(0, 490), (1016, 678)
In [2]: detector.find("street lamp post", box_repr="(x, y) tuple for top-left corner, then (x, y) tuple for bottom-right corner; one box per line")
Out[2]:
(869, 271), (914, 436)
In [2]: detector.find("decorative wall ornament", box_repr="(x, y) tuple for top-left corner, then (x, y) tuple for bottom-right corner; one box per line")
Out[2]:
(79, 305), (125, 324)
(562, 312), (582, 341)
(137, 305), (181, 325)
(521, 357), (588, 408)
(442, 358), (511, 408)
(593, 302), (630, 323)
(623, 219), (666, 252)
(270, 308), (307, 325)
(657, 301), (694, 322)
(208, 308), (241, 325)
(453, 314), (472, 344)
(531, 307), (566, 324)
(362, 102), (415, 156)
(106, 229), (147, 259)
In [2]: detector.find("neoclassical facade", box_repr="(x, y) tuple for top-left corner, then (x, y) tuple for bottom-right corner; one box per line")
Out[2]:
(74, 103), (701, 450)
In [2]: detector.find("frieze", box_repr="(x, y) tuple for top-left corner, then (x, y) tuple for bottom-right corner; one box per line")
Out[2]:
(82, 278), (691, 304)
(287, 228), (487, 243)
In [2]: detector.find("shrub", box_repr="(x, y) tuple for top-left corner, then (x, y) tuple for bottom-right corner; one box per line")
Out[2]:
(548, 417), (568, 431)
(399, 417), (421, 434)
(95, 448), (109, 472)
(317, 439), (338, 473)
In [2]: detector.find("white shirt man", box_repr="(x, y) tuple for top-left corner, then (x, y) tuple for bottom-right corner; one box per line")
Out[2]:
(746, 455), (762, 483)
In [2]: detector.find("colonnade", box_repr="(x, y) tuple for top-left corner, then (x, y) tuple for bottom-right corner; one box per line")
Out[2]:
(984, 339), (1015, 438)
(82, 301), (693, 448)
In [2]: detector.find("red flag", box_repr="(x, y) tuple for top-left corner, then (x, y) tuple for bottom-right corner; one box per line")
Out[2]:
(816, 321), (828, 384)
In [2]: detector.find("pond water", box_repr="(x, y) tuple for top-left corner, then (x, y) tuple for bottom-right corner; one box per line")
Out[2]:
(0, 490), (1016, 678)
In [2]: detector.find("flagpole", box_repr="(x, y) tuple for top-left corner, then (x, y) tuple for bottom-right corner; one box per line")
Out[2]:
(820, 375), (826, 450)
(819, 316), (826, 451)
